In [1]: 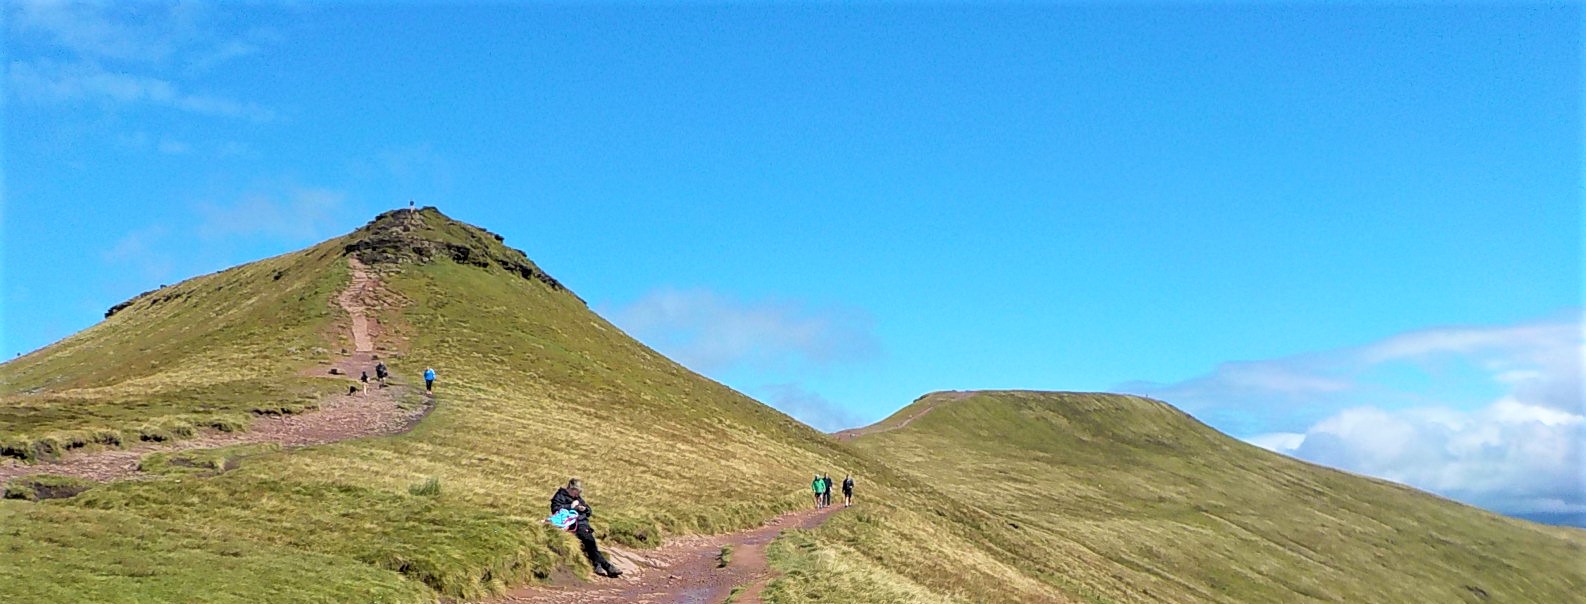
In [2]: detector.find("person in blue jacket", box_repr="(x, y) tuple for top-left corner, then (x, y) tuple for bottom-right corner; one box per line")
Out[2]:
(424, 367), (436, 393)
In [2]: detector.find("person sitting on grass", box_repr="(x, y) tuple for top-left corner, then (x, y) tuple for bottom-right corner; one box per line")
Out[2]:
(550, 478), (623, 578)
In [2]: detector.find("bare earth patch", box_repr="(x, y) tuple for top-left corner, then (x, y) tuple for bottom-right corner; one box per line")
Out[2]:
(497, 505), (841, 604)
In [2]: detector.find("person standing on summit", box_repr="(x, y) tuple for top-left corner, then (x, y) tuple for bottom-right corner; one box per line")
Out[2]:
(550, 478), (622, 578)
(424, 367), (436, 393)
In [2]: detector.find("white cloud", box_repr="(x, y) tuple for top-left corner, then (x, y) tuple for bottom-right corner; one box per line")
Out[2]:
(7, 2), (277, 121)
(102, 225), (174, 282)
(197, 187), (348, 241)
(1285, 400), (1583, 516)
(1245, 432), (1304, 453)
(607, 287), (879, 373)
(9, 0), (181, 63)
(9, 59), (275, 121)
(760, 383), (864, 432)
(1126, 312), (1584, 519)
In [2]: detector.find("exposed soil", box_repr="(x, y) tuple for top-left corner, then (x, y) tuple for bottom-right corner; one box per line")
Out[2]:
(830, 390), (972, 441)
(338, 256), (380, 354)
(0, 256), (429, 484)
(496, 505), (842, 604)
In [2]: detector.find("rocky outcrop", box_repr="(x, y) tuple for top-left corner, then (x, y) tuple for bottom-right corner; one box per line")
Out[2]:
(105, 285), (188, 318)
(343, 207), (578, 300)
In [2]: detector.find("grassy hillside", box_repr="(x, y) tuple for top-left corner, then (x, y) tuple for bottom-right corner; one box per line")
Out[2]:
(809, 390), (1586, 603)
(6, 209), (1581, 603)
(0, 238), (351, 460)
(0, 208), (898, 602)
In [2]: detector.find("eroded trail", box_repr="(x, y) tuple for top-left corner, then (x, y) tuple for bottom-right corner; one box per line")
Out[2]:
(0, 257), (427, 483)
(830, 391), (971, 441)
(498, 505), (842, 604)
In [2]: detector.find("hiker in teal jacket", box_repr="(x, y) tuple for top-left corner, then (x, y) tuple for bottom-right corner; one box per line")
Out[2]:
(812, 474), (827, 509)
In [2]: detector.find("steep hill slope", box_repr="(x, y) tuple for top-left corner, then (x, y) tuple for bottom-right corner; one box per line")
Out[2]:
(822, 390), (1586, 603)
(0, 208), (1033, 603)
(8, 210), (1581, 603)
(2, 238), (350, 459)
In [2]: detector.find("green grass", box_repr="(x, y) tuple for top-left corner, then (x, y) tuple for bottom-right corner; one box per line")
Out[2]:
(409, 476), (443, 497)
(0, 209), (880, 601)
(6, 209), (1582, 603)
(0, 236), (350, 461)
(4, 474), (97, 501)
(801, 391), (1586, 603)
(138, 443), (282, 476)
(0, 501), (429, 604)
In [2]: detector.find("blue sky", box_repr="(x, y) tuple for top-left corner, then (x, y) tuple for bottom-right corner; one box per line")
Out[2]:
(4, 3), (1581, 522)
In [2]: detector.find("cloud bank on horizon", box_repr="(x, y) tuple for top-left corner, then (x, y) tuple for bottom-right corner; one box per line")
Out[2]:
(605, 287), (879, 431)
(1121, 311), (1584, 519)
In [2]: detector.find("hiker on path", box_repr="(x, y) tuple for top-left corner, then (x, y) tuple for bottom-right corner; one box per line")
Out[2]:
(822, 474), (834, 507)
(550, 478), (623, 578)
(811, 474), (827, 509)
(360, 371), (369, 395)
(842, 475), (855, 507)
(375, 362), (388, 387)
(424, 367), (436, 393)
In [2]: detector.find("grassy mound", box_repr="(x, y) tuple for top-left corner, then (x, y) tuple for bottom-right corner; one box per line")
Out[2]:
(0, 208), (879, 601)
(805, 390), (1586, 603)
(6, 209), (1580, 603)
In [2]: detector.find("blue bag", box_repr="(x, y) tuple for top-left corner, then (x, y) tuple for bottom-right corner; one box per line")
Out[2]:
(547, 508), (579, 530)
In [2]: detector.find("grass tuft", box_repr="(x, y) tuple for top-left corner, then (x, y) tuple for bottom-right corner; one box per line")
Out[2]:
(408, 477), (442, 497)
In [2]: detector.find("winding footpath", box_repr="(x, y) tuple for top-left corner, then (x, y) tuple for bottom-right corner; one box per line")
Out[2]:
(830, 391), (971, 441)
(498, 505), (843, 604)
(0, 257), (427, 483)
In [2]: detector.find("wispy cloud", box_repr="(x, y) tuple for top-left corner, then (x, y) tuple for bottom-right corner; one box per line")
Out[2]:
(1130, 312), (1584, 519)
(1250, 399), (1582, 517)
(102, 225), (174, 282)
(7, 1), (277, 122)
(197, 187), (348, 241)
(9, 59), (275, 122)
(607, 287), (879, 373)
(760, 383), (864, 432)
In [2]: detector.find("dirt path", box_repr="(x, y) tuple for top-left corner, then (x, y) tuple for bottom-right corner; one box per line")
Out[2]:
(338, 256), (378, 353)
(830, 391), (972, 441)
(0, 256), (427, 484)
(497, 505), (843, 604)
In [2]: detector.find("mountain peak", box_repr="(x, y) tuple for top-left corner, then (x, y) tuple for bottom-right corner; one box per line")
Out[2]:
(343, 206), (576, 300)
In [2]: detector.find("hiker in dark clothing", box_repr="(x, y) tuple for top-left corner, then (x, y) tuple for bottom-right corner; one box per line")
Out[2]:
(375, 362), (388, 387)
(822, 474), (834, 507)
(550, 478), (622, 578)
(842, 475), (855, 507)
(359, 371), (369, 395)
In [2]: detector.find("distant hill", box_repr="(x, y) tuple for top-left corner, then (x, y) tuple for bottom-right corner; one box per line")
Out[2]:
(826, 390), (1586, 603)
(4, 210), (1581, 603)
